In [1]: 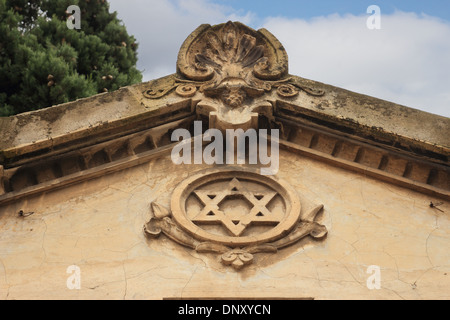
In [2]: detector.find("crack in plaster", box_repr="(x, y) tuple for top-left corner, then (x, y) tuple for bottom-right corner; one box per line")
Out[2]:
(359, 178), (366, 208)
(155, 274), (190, 282)
(122, 262), (128, 300)
(363, 210), (382, 220)
(303, 252), (323, 289)
(425, 228), (438, 268)
(341, 262), (366, 288)
(186, 252), (217, 273)
(39, 218), (49, 268)
(87, 278), (126, 291)
(121, 266), (161, 282)
(383, 251), (400, 281)
(384, 287), (406, 300)
(0, 258), (7, 283)
(259, 269), (298, 280)
(180, 267), (198, 299)
(384, 185), (412, 200)
(0, 257), (11, 300)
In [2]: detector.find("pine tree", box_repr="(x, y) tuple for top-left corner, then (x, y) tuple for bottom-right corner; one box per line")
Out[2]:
(0, 0), (142, 116)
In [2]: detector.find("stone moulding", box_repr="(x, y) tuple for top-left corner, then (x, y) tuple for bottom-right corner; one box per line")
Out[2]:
(144, 168), (328, 270)
(0, 113), (448, 205)
(278, 117), (450, 196)
(0, 116), (449, 205)
(0, 117), (195, 203)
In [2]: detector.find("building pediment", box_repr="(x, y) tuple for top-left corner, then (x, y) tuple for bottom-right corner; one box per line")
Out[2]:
(0, 21), (449, 204)
(0, 21), (449, 298)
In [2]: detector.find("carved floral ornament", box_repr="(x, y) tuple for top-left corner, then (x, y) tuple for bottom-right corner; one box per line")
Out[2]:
(144, 169), (328, 270)
(143, 21), (325, 131)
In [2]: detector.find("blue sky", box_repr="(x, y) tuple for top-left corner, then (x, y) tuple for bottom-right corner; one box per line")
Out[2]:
(109, 0), (450, 117)
(214, 0), (450, 23)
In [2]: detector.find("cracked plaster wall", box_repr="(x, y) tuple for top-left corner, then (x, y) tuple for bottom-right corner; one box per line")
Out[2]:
(0, 150), (448, 300)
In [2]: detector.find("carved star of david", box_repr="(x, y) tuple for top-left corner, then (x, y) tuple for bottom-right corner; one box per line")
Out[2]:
(192, 178), (280, 236)
(145, 169), (328, 271)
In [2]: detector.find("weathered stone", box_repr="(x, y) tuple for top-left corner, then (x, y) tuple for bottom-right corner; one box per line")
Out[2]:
(0, 21), (448, 300)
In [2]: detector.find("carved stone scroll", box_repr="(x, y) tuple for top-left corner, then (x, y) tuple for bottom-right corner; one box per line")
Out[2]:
(142, 21), (325, 131)
(176, 21), (289, 131)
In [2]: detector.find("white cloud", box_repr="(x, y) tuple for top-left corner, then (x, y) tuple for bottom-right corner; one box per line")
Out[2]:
(108, 0), (254, 80)
(108, 1), (450, 117)
(262, 12), (450, 117)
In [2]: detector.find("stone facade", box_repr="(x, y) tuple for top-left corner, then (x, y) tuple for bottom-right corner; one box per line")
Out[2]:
(0, 22), (449, 300)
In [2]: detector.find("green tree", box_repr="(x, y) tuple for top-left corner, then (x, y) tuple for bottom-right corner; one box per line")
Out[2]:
(0, 0), (142, 116)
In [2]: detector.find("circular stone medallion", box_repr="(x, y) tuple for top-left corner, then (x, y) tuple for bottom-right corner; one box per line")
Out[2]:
(171, 168), (301, 247)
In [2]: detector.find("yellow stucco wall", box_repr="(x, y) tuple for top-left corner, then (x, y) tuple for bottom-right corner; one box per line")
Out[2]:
(0, 149), (448, 300)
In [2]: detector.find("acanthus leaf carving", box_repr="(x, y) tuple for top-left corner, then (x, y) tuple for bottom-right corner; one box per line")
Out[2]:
(144, 203), (199, 249)
(151, 202), (171, 219)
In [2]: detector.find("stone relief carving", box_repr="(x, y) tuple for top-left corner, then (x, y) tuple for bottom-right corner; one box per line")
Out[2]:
(144, 168), (327, 270)
(143, 21), (324, 131)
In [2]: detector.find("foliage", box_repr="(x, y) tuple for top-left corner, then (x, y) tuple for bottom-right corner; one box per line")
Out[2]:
(0, 0), (142, 116)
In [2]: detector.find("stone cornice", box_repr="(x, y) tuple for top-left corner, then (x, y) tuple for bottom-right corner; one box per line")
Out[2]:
(0, 110), (449, 205)
(1, 73), (448, 167)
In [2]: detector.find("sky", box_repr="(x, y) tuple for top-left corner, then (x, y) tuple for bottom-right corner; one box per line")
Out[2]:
(108, 0), (450, 117)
